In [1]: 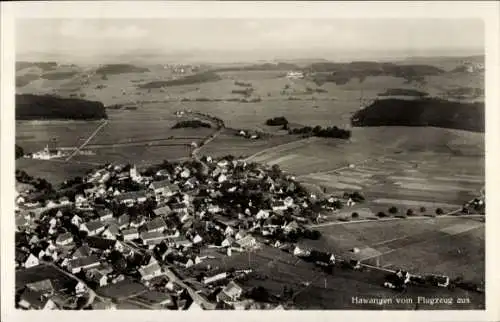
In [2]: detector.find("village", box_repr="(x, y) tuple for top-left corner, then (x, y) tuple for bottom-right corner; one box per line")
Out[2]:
(14, 152), (484, 310)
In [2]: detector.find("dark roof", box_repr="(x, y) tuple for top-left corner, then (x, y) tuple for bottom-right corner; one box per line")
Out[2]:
(115, 190), (147, 202)
(68, 255), (100, 269)
(83, 219), (105, 232)
(171, 202), (187, 210)
(85, 236), (116, 250)
(118, 214), (130, 226)
(19, 288), (52, 309)
(146, 217), (168, 231)
(122, 227), (138, 236)
(153, 206), (172, 216)
(56, 232), (73, 243)
(72, 245), (91, 258)
(26, 279), (54, 294)
(150, 179), (171, 190)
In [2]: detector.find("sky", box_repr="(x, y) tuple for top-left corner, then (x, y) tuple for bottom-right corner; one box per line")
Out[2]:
(16, 19), (485, 63)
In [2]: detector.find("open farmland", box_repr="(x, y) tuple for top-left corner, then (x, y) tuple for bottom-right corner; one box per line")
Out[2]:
(198, 129), (298, 159)
(16, 158), (94, 185)
(16, 120), (102, 153)
(299, 216), (484, 284)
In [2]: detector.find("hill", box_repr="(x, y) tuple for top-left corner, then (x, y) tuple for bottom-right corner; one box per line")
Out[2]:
(309, 62), (445, 85)
(138, 71), (221, 88)
(95, 64), (150, 75)
(16, 94), (108, 121)
(351, 98), (484, 132)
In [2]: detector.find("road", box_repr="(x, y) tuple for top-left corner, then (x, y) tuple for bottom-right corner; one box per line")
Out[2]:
(65, 120), (109, 161)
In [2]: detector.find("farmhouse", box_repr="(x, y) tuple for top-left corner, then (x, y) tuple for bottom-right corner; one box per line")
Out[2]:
(18, 288), (57, 310)
(86, 269), (108, 287)
(138, 258), (163, 281)
(67, 255), (101, 274)
(271, 200), (287, 212)
(115, 190), (148, 206)
(80, 220), (106, 236)
(117, 214), (130, 229)
(203, 272), (228, 285)
(16, 252), (40, 268)
(71, 214), (83, 227)
(122, 228), (139, 241)
(145, 217), (168, 233)
(217, 281), (243, 303)
(235, 236), (257, 249)
(55, 232), (74, 246)
(153, 205), (172, 217)
(97, 208), (114, 222)
(149, 180), (179, 199)
(141, 231), (168, 246)
(26, 279), (55, 295)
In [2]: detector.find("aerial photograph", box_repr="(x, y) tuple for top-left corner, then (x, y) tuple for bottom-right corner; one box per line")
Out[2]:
(13, 18), (485, 310)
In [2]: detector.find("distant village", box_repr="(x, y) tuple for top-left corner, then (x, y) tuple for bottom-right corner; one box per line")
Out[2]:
(15, 151), (484, 310)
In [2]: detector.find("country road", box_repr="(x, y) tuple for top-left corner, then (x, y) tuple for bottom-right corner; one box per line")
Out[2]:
(66, 120), (109, 161)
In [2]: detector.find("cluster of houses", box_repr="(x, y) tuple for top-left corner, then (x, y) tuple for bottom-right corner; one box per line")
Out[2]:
(16, 155), (338, 310)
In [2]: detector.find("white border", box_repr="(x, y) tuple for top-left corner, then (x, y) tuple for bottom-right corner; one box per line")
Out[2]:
(1, 2), (499, 322)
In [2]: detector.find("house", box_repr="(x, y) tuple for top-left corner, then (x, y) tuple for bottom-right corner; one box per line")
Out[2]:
(217, 173), (227, 183)
(117, 214), (130, 229)
(97, 208), (114, 222)
(224, 226), (235, 237)
(293, 246), (310, 257)
(130, 216), (146, 229)
(271, 200), (287, 212)
(138, 258), (163, 281)
(85, 236), (117, 253)
(115, 190), (148, 206)
(346, 198), (356, 207)
(17, 288), (57, 310)
(235, 230), (247, 241)
(85, 269), (108, 287)
(203, 272), (228, 285)
(207, 204), (222, 214)
(67, 255), (100, 274)
(217, 281), (243, 303)
(122, 228), (139, 241)
(141, 231), (167, 246)
(80, 220), (106, 236)
(17, 252), (40, 268)
(145, 217), (168, 233)
(59, 196), (71, 205)
(102, 223), (120, 240)
(72, 245), (91, 259)
(180, 168), (191, 179)
(150, 180), (180, 199)
(284, 196), (294, 208)
(309, 250), (335, 266)
(235, 235), (257, 249)
(71, 214), (83, 227)
(75, 194), (88, 208)
(171, 202), (188, 214)
(174, 257), (194, 268)
(75, 281), (87, 295)
(256, 209), (270, 220)
(221, 237), (235, 248)
(153, 205), (172, 217)
(184, 177), (198, 190)
(55, 232), (74, 246)
(26, 279), (55, 296)
(283, 221), (299, 233)
(192, 234), (203, 244)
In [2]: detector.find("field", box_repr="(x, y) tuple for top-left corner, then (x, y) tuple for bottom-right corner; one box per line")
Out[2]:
(183, 243), (483, 309)
(16, 158), (94, 185)
(300, 216), (484, 284)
